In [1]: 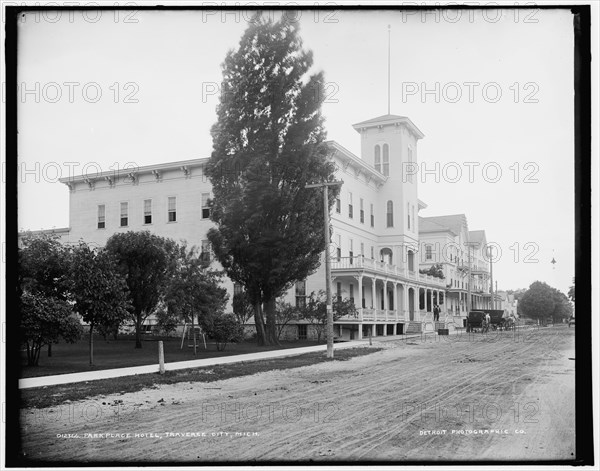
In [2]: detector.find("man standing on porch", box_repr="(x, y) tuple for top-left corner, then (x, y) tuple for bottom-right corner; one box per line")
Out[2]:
(433, 304), (440, 322)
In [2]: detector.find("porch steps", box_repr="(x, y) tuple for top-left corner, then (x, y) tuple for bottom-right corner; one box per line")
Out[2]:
(434, 321), (449, 331)
(405, 322), (423, 334)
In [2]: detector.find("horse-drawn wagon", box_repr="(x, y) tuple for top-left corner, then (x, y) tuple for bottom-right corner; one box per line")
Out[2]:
(466, 310), (514, 333)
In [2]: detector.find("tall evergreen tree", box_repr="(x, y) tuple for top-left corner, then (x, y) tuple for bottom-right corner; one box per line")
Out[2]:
(206, 16), (337, 345)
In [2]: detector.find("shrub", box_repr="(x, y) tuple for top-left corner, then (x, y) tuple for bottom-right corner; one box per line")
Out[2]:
(207, 313), (245, 351)
(155, 306), (180, 336)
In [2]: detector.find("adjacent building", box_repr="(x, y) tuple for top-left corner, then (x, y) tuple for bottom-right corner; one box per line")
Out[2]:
(418, 215), (499, 327)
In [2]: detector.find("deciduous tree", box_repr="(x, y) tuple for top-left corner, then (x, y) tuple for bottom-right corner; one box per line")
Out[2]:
(549, 287), (573, 324)
(275, 300), (300, 340)
(568, 278), (575, 303)
(18, 232), (71, 300)
(520, 281), (572, 324)
(204, 313), (244, 351)
(105, 231), (179, 348)
(164, 245), (229, 355)
(20, 291), (82, 366)
(18, 232), (80, 365)
(232, 291), (255, 325)
(69, 242), (131, 365)
(298, 290), (357, 343)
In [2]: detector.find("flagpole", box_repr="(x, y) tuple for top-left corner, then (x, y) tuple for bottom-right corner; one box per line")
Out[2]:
(387, 24), (391, 114)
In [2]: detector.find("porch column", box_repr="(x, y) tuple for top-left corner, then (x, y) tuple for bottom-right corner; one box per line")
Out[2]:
(371, 277), (376, 309)
(383, 281), (388, 336)
(383, 280), (389, 311)
(356, 275), (364, 341)
(413, 287), (419, 319)
(393, 282), (398, 321)
(356, 275), (363, 310)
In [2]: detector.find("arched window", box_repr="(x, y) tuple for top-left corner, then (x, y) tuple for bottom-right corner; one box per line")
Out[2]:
(383, 144), (390, 176)
(374, 145), (381, 172)
(386, 200), (394, 227)
(380, 247), (393, 264)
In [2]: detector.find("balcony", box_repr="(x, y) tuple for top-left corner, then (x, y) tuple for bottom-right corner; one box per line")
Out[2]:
(331, 256), (446, 287)
(418, 272), (446, 287)
(337, 308), (408, 323)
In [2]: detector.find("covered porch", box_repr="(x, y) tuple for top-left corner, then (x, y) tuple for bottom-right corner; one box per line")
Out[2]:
(331, 272), (448, 339)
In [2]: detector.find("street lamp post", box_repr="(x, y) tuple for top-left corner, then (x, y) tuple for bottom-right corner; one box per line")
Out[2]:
(464, 242), (478, 314)
(306, 180), (343, 359)
(467, 245), (472, 313)
(489, 246), (494, 309)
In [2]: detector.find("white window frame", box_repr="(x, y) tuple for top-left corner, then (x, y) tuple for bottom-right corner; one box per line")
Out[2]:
(167, 196), (177, 222)
(120, 201), (128, 227)
(201, 193), (211, 219)
(143, 199), (152, 225)
(97, 204), (106, 229)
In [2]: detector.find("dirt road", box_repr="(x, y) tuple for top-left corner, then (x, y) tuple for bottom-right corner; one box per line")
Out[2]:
(20, 326), (575, 463)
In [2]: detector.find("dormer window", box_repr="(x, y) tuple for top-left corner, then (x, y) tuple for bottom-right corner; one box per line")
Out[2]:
(374, 145), (381, 173)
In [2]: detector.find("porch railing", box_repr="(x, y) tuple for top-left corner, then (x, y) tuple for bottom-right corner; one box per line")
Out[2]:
(337, 308), (408, 323)
(331, 256), (445, 286)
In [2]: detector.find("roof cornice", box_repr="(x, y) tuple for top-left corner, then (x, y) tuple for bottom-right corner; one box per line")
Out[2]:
(326, 140), (387, 185)
(59, 157), (208, 185)
(352, 115), (425, 139)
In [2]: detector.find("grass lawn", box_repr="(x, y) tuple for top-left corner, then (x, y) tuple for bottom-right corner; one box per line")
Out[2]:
(19, 346), (383, 409)
(20, 335), (332, 378)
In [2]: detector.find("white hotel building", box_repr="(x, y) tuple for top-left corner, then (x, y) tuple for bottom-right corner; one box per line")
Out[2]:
(34, 112), (495, 340)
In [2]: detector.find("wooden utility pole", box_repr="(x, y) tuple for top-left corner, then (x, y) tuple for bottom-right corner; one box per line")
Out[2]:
(489, 246), (494, 309)
(467, 244), (472, 313)
(306, 181), (343, 359)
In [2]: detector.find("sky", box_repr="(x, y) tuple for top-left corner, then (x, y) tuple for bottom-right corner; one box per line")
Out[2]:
(13, 5), (580, 295)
